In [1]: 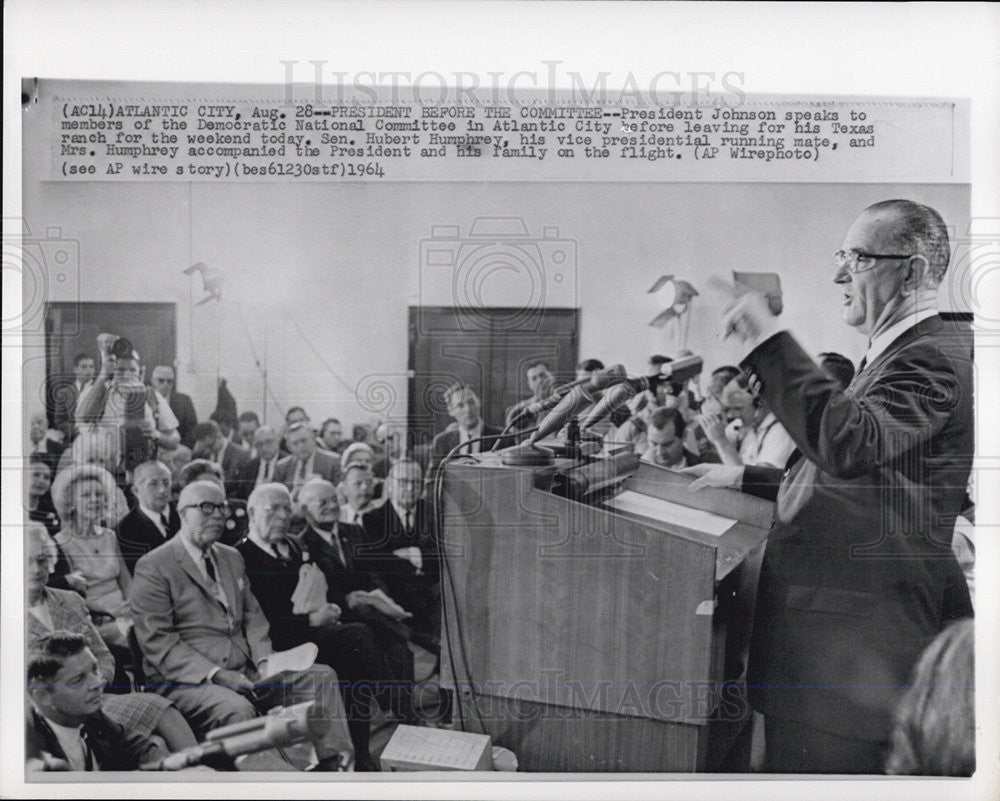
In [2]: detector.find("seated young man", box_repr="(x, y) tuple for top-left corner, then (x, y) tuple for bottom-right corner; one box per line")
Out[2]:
(26, 631), (166, 772)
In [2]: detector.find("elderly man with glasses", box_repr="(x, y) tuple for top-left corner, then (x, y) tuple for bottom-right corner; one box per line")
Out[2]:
(130, 480), (355, 771)
(683, 200), (973, 773)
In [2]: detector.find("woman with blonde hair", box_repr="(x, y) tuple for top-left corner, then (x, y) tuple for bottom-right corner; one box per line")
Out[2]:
(51, 464), (132, 654)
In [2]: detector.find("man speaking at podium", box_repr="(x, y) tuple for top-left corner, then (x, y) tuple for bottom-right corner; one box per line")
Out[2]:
(686, 200), (973, 773)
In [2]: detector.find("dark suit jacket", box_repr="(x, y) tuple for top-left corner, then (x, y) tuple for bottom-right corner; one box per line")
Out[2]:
(216, 442), (250, 497)
(116, 504), (180, 575)
(52, 379), (95, 440)
(26, 707), (166, 771)
(299, 523), (381, 611)
(235, 537), (316, 653)
(741, 317), (974, 741)
(131, 535), (272, 687)
(230, 455), (282, 501)
(168, 391), (199, 449)
(359, 499), (440, 590)
(430, 424), (513, 471)
(273, 448), (342, 492)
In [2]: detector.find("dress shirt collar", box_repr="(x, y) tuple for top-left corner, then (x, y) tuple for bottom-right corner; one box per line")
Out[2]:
(390, 500), (417, 529)
(247, 528), (280, 558)
(179, 532), (217, 578)
(139, 503), (169, 533)
(458, 420), (484, 444)
(311, 523), (336, 546)
(864, 308), (938, 368)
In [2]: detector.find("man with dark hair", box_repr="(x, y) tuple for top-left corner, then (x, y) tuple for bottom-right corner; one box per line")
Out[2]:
(576, 358), (604, 380)
(818, 352), (856, 390)
(319, 418), (345, 453)
(504, 359), (557, 429)
(191, 420), (249, 497)
(151, 366), (199, 449)
(53, 353), (97, 440)
(430, 385), (511, 470)
(26, 631), (167, 771)
(642, 406), (701, 469)
(684, 200), (973, 773)
(273, 421), (341, 498)
(237, 411), (260, 456)
(706, 365), (742, 400)
(339, 463), (378, 525)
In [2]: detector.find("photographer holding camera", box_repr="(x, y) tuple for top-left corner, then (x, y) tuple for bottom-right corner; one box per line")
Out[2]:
(75, 335), (181, 472)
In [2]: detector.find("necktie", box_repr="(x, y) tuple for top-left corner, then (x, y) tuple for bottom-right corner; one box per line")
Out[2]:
(404, 510), (412, 534)
(264, 459), (272, 482)
(275, 540), (290, 561)
(204, 553), (217, 583)
(331, 528), (347, 567)
(81, 729), (95, 771)
(160, 512), (170, 533)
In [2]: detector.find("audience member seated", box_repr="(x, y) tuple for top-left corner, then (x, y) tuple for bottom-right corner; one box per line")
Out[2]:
(641, 406), (702, 469)
(237, 483), (397, 770)
(28, 410), (65, 475)
(884, 619), (974, 776)
(230, 424), (281, 501)
(697, 376), (795, 469)
(26, 524), (198, 754)
(51, 464), (134, 658)
(504, 360), (556, 430)
(130, 480), (354, 771)
(156, 442), (192, 498)
(360, 459), (441, 654)
(319, 417), (346, 454)
(150, 365), (199, 449)
(178, 459), (248, 545)
(298, 479), (416, 720)
(117, 460), (180, 575)
(818, 351), (857, 390)
(279, 406), (311, 456)
(26, 457), (62, 538)
(191, 420), (249, 498)
(274, 421), (342, 499)
(236, 411), (260, 457)
(430, 385), (513, 471)
(26, 632), (168, 772)
(339, 463), (380, 525)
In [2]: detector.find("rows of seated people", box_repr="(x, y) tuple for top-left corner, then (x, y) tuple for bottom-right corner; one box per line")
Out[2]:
(26, 346), (973, 774)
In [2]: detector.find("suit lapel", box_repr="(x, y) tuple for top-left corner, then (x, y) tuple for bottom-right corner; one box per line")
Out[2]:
(172, 537), (230, 613)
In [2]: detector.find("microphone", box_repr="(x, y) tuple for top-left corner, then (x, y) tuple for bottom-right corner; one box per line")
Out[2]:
(141, 700), (330, 770)
(579, 356), (703, 431)
(509, 365), (625, 425)
(529, 365), (627, 444)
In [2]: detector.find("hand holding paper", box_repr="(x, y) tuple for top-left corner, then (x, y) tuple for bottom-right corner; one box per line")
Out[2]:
(348, 588), (412, 621)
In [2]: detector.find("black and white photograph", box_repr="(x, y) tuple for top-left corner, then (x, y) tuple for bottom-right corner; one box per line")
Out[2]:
(4, 3), (999, 800)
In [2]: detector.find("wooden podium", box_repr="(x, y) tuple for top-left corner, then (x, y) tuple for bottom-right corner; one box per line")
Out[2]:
(438, 451), (773, 772)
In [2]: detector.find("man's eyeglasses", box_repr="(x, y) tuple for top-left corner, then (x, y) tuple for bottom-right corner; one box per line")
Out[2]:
(834, 249), (913, 274)
(181, 501), (231, 516)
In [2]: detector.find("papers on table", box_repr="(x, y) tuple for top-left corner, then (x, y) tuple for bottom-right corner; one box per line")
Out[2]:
(605, 490), (736, 537)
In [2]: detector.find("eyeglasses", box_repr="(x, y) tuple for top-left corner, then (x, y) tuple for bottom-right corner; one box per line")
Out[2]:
(833, 249), (913, 274)
(181, 501), (231, 516)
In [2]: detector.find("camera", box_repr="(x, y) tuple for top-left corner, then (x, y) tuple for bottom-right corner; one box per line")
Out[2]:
(98, 332), (136, 360)
(419, 217), (578, 333)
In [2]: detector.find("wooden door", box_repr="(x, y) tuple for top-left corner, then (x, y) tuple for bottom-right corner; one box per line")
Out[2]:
(408, 307), (579, 443)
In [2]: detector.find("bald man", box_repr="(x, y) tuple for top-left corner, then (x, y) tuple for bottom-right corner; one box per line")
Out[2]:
(131, 480), (354, 771)
(117, 460), (180, 574)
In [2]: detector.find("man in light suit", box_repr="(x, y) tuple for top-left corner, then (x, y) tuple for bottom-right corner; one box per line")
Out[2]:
(130, 480), (354, 770)
(273, 421), (341, 499)
(685, 200), (973, 773)
(430, 385), (513, 472)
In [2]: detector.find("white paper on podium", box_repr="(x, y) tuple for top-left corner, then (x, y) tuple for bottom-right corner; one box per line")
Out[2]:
(605, 490), (736, 537)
